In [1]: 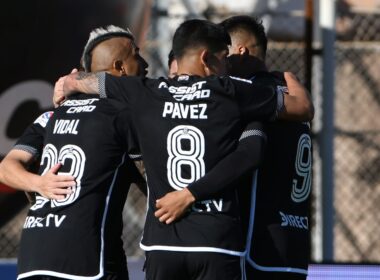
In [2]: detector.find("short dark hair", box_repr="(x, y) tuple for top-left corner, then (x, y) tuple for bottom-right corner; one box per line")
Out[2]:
(172, 19), (231, 59)
(168, 49), (175, 68)
(220, 15), (267, 56)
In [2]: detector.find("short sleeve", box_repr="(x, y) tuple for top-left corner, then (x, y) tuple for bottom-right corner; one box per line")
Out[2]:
(13, 111), (53, 158)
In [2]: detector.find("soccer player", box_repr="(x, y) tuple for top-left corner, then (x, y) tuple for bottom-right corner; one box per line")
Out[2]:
(55, 19), (313, 280)
(0, 25), (148, 280)
(221, 15), (312, 280)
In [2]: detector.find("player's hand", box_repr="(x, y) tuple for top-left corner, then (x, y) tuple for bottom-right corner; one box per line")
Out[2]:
(34, 163), (76, 200)
(54, 76), (67, 107)
(283, 71), (299, 83)
(155, 188), (196, 224)
(53, 68), (78, 107)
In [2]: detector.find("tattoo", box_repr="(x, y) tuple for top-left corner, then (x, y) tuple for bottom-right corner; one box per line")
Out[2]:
(72, 72), (100, 95)
(76, 72), (95, 80)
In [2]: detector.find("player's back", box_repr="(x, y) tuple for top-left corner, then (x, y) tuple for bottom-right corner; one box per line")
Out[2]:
(17, 94), (136, 279)
(104, 74), (262, 256)
(240, 72), (311, 273)
(140, 75), (245, 255)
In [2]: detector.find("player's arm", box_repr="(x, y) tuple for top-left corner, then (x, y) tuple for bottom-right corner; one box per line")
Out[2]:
(0, 114), (76, 200)
(155, 121), (266, 224)
(54, 71), (129, 106)
(235, 72), (313, 122)
(133, 160), (147, 196)
(279, 72), (314, 121)
(125, 158), (147, 197)
(54, 71), (99, 106)
(0, 151), (74, 200)
(0, 149), (37, 204)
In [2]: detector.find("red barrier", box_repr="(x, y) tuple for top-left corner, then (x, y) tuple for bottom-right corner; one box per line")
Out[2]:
(0, 183), (16, 193)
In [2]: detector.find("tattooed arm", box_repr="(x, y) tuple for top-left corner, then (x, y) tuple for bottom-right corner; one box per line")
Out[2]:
(54, 71), (101, 106)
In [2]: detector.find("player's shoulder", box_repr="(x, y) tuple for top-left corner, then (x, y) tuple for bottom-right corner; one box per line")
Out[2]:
(156, 74), (224, 91)
(205, 75), (250, 97)
(227, 75), (253, 84)
(106, 73), (148, 88)
(250, 71), (288, 97)
(251, 71), (285, 85)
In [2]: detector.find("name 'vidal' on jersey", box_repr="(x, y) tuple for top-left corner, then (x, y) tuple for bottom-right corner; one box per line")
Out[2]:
(16, 94), (138, 279)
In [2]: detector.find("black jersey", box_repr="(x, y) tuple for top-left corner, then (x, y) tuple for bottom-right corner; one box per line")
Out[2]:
(101, 73), (283, 256)
(16, 95), (143, 280)
(239, 72), (311, 275)
(13, 111), (53, 159)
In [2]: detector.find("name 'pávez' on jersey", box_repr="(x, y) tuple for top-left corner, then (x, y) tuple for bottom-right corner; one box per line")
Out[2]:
(100, 73), (283, 256)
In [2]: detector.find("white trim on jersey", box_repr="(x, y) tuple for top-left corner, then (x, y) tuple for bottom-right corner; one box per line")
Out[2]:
(244, 171), (308, 276)
(17, 153), (128, 280)
(229, 75), (253, 84)
(18, 269), (100, 280)
(140, 173), (244, 257)
(246, 258), (308, 275)
(241, 256), (247, 280)
(13, 144), (39, 157)
(98, 71), (107, 99)
(140, 243), (245, 257)
(239, 129), (267, 142)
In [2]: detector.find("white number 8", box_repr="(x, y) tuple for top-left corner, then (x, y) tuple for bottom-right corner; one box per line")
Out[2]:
(167, 125), (205, 190)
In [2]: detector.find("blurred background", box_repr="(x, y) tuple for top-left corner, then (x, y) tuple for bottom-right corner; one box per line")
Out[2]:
(1, 0), (380, 279)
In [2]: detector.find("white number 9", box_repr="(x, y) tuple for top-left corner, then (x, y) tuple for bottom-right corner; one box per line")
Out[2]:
(291, 134), (312, 203)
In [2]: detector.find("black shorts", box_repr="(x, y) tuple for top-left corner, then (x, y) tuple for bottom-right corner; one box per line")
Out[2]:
(145, 251), (242, 280)
(244, 264), (307, 280)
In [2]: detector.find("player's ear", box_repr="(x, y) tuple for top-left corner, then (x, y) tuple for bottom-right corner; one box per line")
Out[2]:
(200, 49), (210, 74)
(114, 60), (126, 76)
(200, 49), (208, 66)
(239, 46), (249, 55)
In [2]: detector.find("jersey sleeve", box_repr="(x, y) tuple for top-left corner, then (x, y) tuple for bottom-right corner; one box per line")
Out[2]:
(187, 121), (266, 201)
(231, 77), (284, 122)
(13, 111), (53, 158)
(99, 73), (133, 105)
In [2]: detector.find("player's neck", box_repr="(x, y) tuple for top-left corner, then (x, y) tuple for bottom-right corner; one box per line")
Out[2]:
(176, 68), (206, 77)
(176, 56), (208, 77)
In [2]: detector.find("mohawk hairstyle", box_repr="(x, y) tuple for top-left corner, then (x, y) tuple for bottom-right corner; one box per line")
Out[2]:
(81, 25), (134, 72)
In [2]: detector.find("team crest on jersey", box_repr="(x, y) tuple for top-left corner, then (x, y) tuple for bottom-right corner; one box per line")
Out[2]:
(33, 111), (54, 128)
(177, 75), (189, 81)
